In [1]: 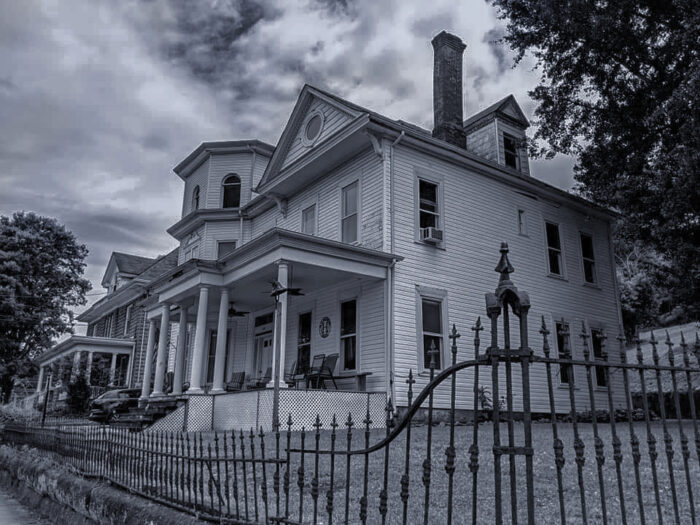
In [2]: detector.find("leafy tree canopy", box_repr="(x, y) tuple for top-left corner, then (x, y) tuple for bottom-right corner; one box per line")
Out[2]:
(0, 212), (90, 400)
(490, 0), (699, 318)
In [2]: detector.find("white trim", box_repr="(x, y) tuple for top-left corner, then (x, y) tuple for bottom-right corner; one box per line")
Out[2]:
(301, 199), (318, 236)
(300, 109), (325, 148)
(413, 169), (445, 248)
(578, 230), (598, 286)
(517, 208), (528, 237)
(340, 179), (361, 245)
(338, 295), (359, 372)
(543, 219), (566, 279)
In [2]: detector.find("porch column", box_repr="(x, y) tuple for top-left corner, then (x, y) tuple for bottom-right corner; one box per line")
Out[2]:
(211, 288), (230, 394)
(269, 261), (290, 388)
(85, 352), (94, 385)
(36, 366), (45, 394)
(152, 303), (171, 396)
(140, 319), (158, 400)
(108, 353), (118, 386)
(172, 305), (188, 395)
(71, 351), (82, 382)
(188, 286), (210, 394)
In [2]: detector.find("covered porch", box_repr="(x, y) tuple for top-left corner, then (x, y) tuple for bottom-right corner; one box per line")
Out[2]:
(140, 229), (398, 429)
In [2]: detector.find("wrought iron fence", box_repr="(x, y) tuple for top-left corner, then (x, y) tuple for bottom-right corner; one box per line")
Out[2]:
(1, 244), (699, 524)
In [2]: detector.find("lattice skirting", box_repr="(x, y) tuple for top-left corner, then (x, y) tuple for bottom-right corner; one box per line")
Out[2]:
(148, 390), (387, 433)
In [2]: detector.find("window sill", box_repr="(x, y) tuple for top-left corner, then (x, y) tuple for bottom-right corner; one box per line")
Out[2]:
(546, 273), (568, 282)
(413, 240), (446, 251)
(582, 282), (601, 291)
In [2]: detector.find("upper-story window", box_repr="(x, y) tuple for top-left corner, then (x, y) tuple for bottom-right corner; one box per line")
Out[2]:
(545, 222), (563, 276)
(503, 133), (520, 170)
(419, 179), (440, 229)
(301, 204), (316, 235)
(222, 175), (241, 208)
(341, 181), (359, 243)
(580, 233), (597, 284)
(217, 241), (237, 259)
(192, 186), (200, 212)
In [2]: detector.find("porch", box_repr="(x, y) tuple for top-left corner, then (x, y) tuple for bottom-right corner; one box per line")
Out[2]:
(138, 229), (399, 429)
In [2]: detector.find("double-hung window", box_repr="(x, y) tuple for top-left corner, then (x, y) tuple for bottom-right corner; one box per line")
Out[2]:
(297, 312), (312, 374)
(503, 133), (520, 170)
(340, 300), (357, 371)
(217, 241), (237, 259)
(302, 204), (316, 235)
(555, 321), (572, 384)
(341, 181), (359, 243)
(419, 179), (440, 229)
(421, 298), (443, 369)
(591, 329), (607, 387)
(545, 222), (563, 276)
(580, 233), (596, 284)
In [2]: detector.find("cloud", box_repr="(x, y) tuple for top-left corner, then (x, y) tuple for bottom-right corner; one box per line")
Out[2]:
(0, 0), (573, 319)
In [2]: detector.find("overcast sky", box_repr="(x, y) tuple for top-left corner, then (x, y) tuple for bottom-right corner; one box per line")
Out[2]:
(0, 0), (576, 314)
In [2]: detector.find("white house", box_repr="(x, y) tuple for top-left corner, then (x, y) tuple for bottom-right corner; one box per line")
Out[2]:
(39, 31), (624, 430)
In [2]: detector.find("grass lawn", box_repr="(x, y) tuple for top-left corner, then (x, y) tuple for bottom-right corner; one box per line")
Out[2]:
(188, 420), (699, 524)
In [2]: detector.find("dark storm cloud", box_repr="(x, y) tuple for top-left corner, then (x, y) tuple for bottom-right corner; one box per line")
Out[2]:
(1, 0), (576, 319)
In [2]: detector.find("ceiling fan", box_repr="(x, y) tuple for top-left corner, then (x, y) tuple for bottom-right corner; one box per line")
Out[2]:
(228, 302), (250, 317)
(269, 279), (304, 299)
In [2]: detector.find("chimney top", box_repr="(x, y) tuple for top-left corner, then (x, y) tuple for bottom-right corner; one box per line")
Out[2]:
(431, 31), (466, 53)
(431, 31), (466, 148)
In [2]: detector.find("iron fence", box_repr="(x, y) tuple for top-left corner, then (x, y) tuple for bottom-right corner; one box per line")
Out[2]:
(1, 244), (699, 524)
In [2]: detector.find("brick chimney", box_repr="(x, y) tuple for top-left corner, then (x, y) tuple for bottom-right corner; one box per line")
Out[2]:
(431, 31), (466, 148)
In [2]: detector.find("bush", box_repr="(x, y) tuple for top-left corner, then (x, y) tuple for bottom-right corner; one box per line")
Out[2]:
(65, 373), (91, 414)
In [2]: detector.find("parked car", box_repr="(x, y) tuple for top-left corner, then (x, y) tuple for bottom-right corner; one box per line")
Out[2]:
(88, 388), (140, 423)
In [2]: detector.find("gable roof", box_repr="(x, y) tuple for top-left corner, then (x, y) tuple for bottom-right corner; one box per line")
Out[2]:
(112, 252), (157, 275)
(463, 95), (529, 131)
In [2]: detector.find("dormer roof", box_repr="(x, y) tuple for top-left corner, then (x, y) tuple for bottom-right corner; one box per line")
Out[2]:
(463, 95), (529, 132)
(100, 252), (157, 288)
(173, 140), (274, 180)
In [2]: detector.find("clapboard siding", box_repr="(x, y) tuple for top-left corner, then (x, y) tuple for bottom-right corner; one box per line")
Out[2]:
(182, 159), (210, 216)
(207, 153), (255, 209)
(250, 148), (384, 250)
(390, 144), (623, 413)
(202, 221), (240, 260)
(282, 98), (353, 171)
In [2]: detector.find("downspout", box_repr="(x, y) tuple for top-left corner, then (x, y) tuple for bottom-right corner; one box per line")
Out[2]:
(239, 209), (244, 246)
(388, 131), (405, 404)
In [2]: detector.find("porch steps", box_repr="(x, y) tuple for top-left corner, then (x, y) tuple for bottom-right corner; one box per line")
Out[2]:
(110, 398), (184, 430)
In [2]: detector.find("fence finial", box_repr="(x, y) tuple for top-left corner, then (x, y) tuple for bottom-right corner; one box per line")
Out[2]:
(494, 242), (515, 283)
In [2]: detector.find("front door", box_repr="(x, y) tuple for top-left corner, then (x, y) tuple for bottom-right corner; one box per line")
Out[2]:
(253, 333), (273, 379)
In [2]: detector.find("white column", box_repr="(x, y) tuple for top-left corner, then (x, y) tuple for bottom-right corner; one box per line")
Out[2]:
(108, 353), (118, 386)
(140, 319), (158, 400)
(269, 261), (289, 388)
(71, 351), (82, 382)
(172, 305), (188, 395)
(85, 352), (94, 385)
(210, 288), (230, 394)
(151, 303), (171, 396)
(188, 286), (210, 394)
(36, 366), (45, 394)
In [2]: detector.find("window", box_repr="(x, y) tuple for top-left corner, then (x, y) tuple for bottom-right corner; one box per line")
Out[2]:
(580, 233), (596, 284)
(123, 305), (132, 336)
(555, 321), (572, 384)
(503, 133), (520, 170)
(340, 300), (357, 371)
(192, 186), (200, 211)
(104, 314), (113, 338)
(341, 181), (359, 243)
(591, 329), (607, 387)
(421, 299), (443, 369)
(545, 222), (563, 276)
(297, 312), (312, 374)
(217, 241), (237, 259)
(222, 175), (241, 208)
(301, 204), (316, 235)
(419, 179), (440, 229)
(517, 209), (527, 236)
(305, 115), (322, 142)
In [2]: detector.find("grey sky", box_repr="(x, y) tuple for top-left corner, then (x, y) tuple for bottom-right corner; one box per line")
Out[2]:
(0, 0), (575, 312)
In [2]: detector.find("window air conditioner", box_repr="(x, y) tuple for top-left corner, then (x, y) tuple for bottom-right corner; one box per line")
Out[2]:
(420, 227), (443, 244)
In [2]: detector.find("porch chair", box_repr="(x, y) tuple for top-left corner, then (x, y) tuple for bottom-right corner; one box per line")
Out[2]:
(248, 367), (272, 389)
(304, 354), (326, 389)
(284, 361), (297, 388)
(311, 353), (339, 390)
(225, 372), (246, 392)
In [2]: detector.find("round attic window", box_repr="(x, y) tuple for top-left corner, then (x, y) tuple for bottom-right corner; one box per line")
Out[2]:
(301, 111), (324, 146)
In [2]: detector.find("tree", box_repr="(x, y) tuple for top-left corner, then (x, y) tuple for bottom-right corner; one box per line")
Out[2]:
(490, 0), (700, 319)
(0, 212), (91, 402)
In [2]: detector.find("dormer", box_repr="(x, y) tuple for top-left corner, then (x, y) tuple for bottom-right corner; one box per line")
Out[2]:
(101, 252), (156, 294)
(464, 95), (530, 176)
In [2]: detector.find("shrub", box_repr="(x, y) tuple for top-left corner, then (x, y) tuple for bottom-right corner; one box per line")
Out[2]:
(66, 373), (91, 414)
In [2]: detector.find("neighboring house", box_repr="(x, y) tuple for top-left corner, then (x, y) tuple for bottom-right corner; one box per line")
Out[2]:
(34, 250), (178, 399)
(36, 31), (625, 426)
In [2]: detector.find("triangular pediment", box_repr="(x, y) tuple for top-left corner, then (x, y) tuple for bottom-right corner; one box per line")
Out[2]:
(496, 96), (529, 128)
(256, 85), (362, 191)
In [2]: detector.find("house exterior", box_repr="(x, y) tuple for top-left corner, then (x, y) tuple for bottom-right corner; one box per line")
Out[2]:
(37, 31), (624, 428)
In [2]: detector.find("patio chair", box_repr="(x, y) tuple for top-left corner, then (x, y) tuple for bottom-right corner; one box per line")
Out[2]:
(247, 367), (272, 389)
(284, 361), (297, 388)
(304, 354), (326, 388)
(313, 353), (339, 390)
(225, 372), (246, 392)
